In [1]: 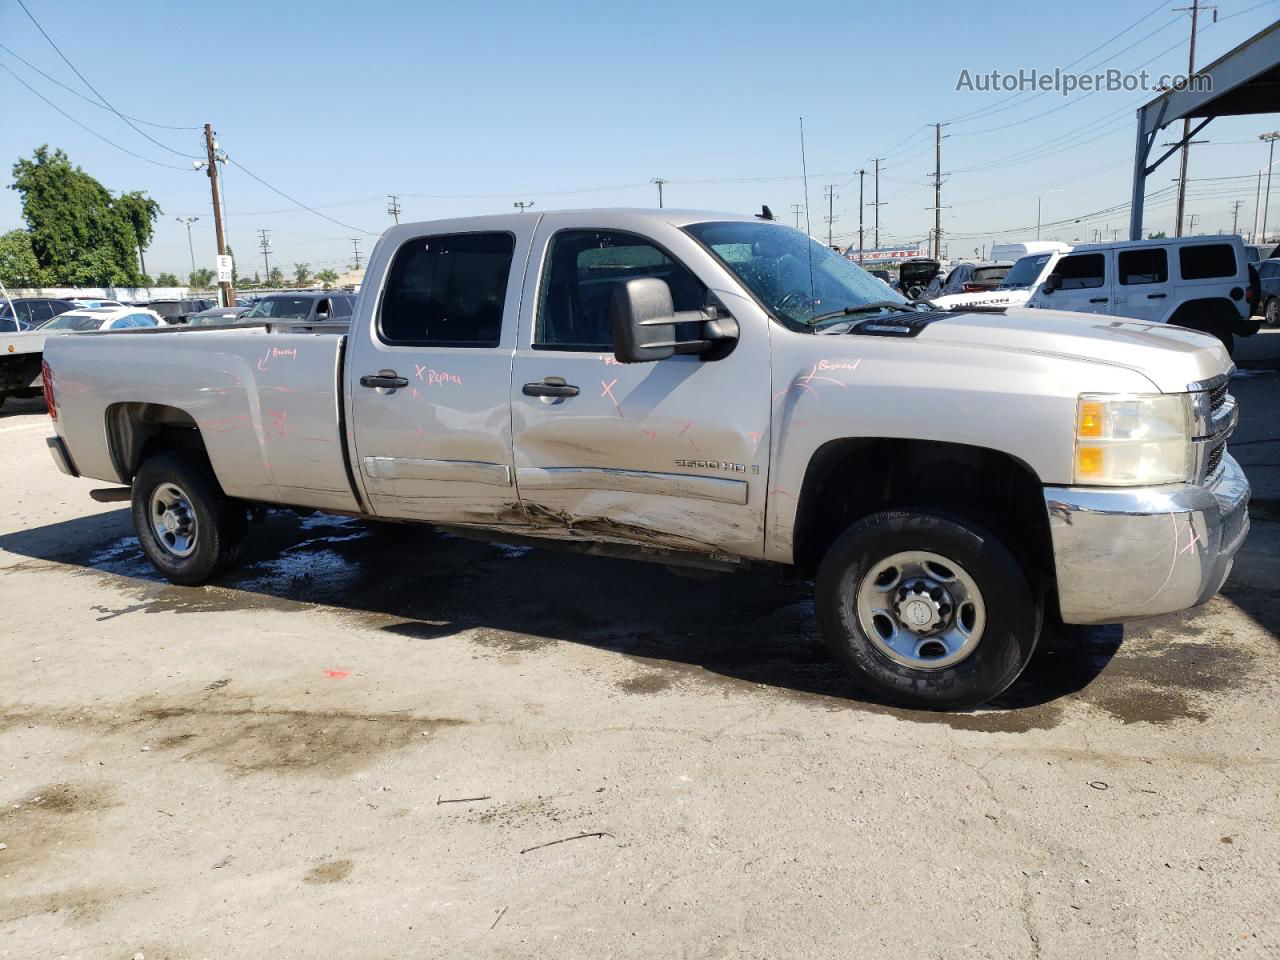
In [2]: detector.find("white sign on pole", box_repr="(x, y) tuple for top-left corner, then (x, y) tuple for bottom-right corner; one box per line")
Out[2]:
(216, 255), (234, 283)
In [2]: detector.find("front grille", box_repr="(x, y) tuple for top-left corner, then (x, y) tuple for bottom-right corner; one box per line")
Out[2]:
(1205, 443), (1224, 476)
(1209, 382), (1228, 411)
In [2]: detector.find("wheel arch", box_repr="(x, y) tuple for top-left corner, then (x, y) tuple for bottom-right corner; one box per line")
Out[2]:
(106, 402), (209, 484)
(792, 437), (1053, 587)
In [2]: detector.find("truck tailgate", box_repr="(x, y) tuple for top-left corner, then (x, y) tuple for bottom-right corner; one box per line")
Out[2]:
(46, 328), (360, 512)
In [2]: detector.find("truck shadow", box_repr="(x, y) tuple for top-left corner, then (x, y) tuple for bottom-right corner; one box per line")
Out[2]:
(0, 508), (1129, 723)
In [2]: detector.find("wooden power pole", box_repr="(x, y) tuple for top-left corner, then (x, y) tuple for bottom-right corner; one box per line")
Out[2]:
(203, 124), (234, 306)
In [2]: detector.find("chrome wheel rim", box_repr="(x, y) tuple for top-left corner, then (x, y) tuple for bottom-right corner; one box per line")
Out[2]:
(1267, 300), (1279, 326)
(149, 482), (198, 558)
(854, 550), (986, 670)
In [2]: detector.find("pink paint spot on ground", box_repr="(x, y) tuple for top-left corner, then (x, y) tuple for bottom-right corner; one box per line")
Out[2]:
(324, 669), (350, 679)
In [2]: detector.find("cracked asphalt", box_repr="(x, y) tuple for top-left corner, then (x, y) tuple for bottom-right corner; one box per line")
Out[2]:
(1, 337), (1278, 959)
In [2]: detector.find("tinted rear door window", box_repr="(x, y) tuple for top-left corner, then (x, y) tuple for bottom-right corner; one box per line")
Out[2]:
(1118, 248), (1168, 285)
(1179, 244), (1236, 280)
(379, 232), (514, 347)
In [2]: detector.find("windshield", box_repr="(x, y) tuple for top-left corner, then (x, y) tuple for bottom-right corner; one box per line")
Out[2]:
(971, 265), (1010, 284)
(43, 312), (106, 331)
(999, 253), (1053, 289)
(684, 221), (908, 330)
(246, 296), (313, 319)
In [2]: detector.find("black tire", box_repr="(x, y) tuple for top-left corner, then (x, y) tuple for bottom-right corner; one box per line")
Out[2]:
(815, 510), (1039, 710)
(1265, 297), (1280, 328)
(131, 451), (247, 585)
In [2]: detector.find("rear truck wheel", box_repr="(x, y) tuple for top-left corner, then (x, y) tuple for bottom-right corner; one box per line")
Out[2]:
(131, 451), (247, 585)
(815, 510), (1039, 710)
(1266, 297), (1280, 328)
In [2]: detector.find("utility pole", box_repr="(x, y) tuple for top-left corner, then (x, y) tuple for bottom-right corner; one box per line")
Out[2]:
(651, 178), (667, 208)
(823, 184), (838, 248)
(513, 201), (534, 213)
(1230, 199), (1244, 235)
(387, 194), (401, 224)
(1172, 1), (1216, 237)
(929, 123), (949, 259)
(790, 203), (804, 228)
(1261, 131), (1279, 243)
(1253, 169), (1264, 242)
(1188, 212), (1200, 234)
(200, 124), (234, 306)
(351, 238), (363, 271)
(857, 169), (866, 264)
(872, 158), (885, 250)
(258, 229), (271, 283)
(176, 216), (198, 281)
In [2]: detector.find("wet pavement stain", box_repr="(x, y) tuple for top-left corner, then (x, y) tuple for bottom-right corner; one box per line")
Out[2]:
(20, 508), (1265, 732)
(303, 859), (353, 884)
(2, 702), (466, 778)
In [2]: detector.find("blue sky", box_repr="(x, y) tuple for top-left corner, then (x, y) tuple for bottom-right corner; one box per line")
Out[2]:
(1, 0), (1277, 278)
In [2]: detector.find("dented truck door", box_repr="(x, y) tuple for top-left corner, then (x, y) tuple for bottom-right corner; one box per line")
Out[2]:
(508, 213), (772, 560)
(345, 219), (531, 525)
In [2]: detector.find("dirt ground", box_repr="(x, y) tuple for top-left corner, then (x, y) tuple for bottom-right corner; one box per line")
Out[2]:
(2, 340), (1278, 959)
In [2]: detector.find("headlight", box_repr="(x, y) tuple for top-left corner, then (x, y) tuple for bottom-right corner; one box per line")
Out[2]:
(1074, 393), (1191, 485)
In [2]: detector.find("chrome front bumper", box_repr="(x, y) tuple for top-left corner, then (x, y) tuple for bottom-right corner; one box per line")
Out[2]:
(1045, 454), (1250, 624)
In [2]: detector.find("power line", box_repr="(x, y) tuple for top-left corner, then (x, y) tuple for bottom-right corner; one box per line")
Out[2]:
(227, 158), (377, 235)
(0, 61), (188, 170)
(15, 0), (202, 159)
(945, 0), (1174, 125)
(0, 42), (200, 130)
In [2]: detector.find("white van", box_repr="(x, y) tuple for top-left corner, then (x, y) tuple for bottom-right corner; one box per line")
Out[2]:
(989, 241), (1072, 261)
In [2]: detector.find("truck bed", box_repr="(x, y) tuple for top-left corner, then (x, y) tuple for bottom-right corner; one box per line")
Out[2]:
(45, 323), (361, 512)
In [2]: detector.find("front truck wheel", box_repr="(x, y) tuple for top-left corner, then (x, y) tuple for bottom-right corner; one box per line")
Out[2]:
(131, 451), (247, 585)
(815, 510), (1039, 710)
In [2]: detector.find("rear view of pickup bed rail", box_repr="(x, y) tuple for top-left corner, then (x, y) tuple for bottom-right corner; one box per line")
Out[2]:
(42, 208), (1250, 710)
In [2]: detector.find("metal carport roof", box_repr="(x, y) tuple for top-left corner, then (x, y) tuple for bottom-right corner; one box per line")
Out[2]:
(1130, 18), (1280, 239)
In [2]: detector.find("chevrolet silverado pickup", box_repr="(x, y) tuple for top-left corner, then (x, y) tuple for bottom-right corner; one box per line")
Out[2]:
(42, 209), (1250, 709)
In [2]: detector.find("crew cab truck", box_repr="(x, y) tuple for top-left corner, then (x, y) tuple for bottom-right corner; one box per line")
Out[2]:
(42, 210), (1251, 710)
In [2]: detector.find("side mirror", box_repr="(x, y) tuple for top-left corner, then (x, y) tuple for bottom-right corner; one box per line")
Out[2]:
(611, 277), (680, 362)
(1042, 273), (1061, 294)
(610, 277), (739, 363)
(316, 311), (329, 321)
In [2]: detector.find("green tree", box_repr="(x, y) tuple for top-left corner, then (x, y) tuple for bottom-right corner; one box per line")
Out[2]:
(115, 190), (161, 279)
(315, 268), (338, 289)
(1146, 231), (1168, 240)
(226, 244), (239, 285)
(189, 268), (215, 289)
(267, 266), (284, 287)
(293, 262), (312, 287)
(9, 145), (146, 285)
(0, 229), (51, 286)
(154, 271), (180, 286)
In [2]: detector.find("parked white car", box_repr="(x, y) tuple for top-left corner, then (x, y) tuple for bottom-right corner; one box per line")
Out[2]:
(42, 307), (166, 332)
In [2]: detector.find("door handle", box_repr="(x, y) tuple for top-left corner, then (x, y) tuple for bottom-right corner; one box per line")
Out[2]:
(360, 371), (409, 389)
(1147, 293), (1167, 299)
(1088, 297), (1109, 303)
(523, 377), (580, 398)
